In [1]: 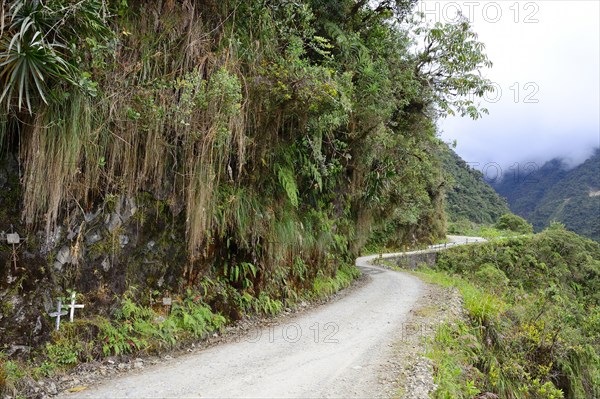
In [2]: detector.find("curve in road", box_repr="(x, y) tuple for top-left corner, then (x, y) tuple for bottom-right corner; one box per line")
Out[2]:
(60, 237), (484, 398)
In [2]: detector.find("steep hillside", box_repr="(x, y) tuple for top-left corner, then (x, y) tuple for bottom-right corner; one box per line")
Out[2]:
(440, 144), (510, 224)
(0, 0), (494, 385)
(494, 159), (568, 220)
(494, 150), (600, 241)
(426, 225), (600, 398)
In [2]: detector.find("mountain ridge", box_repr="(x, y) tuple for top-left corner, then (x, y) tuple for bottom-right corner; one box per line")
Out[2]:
(493, 149), (600, 241)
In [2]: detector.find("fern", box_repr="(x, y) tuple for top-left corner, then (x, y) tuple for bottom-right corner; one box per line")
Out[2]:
(276, 164), (299, 208)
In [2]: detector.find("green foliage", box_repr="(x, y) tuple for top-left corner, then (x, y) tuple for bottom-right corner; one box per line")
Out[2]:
(0, 0), (496, 388)
(252, 293), (283, 317)
(224, 262), (257, 290)
(412, 13), (494, 119)
(473, 263), (509, 294)
(41, 320), (99, 367)
(101, 289), (226, 356)
(439, 143), (510, 225)
(0, 0), (113, 113)
(0, 358), (25, 396)
(276, 164), (299, 208)
(31, 362), (56, 379)
(423, 227), (600, 398)
(426, 321), (484, 398)
(495, 213), (534, 234)
(312, 264), (360, 299)
(0, 20), (71, 112)
(45, 341), (80, 366)
(1, 0), (493, 262)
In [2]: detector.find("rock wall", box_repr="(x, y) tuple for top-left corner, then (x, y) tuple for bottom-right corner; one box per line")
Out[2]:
(389, 252), (439, 270)
(1, 157), (190, 352)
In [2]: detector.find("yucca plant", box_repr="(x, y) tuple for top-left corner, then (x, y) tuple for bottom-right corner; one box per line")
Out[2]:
(0, 0), (111, 114)
(0, 17), (72, 112)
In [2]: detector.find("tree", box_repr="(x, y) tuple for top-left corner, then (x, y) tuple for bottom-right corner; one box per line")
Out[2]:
(412, 13), (494, 119)
(495, 213), (534, 234)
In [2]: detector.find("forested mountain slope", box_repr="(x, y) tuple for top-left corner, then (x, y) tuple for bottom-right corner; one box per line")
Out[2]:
(440, 144), (510, 224)
(494, 150), (600, 241)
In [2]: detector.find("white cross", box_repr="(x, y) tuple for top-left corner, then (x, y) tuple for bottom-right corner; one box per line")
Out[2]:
(48, 299), (68, 331)
(66, 292), (85, 322)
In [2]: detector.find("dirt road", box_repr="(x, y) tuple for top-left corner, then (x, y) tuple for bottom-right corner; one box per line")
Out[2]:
(60, 237), (484, 398)
(61, 264), (425, 398)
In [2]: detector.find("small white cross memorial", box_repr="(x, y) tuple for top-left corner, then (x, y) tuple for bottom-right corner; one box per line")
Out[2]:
(66, 291), (85, 322)
(48, 300), (68, 331)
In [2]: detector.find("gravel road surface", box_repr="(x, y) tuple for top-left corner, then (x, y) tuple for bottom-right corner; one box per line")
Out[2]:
(59, 237), (484, 398)
(60, 263), (425, 398)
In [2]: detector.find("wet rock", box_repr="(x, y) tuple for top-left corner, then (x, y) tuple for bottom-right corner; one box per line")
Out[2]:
(121, 197), (137, 223)
(56, 246), (72, 264)
(66, 224), (86, 241)
(6, 344), (31, 357)
(101, 258), (111, 272)
(106, 213), (122, 233)
(51, 227), (63, 245)
(53, 261), (63, 272)
(86, 230), (102, 245)
(6, 273), (17, 284)
(119, 235), (129, 248)
(48, 382), (57, 395)
(33, 316), (42, 335)
(85, 208), (102, 223)
(0, 167), (7, 188)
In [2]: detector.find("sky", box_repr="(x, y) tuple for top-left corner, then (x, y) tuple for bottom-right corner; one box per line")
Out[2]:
(418, 0), (600, 179)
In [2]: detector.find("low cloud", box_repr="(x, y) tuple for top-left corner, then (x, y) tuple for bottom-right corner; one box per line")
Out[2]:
(428, 0), (599, 174)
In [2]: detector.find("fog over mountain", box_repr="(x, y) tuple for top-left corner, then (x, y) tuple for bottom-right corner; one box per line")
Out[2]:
(427, 0), (599, 174)
(492, 149), (600, 242)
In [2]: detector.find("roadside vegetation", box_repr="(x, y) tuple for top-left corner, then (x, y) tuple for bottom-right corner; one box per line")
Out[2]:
(0, 263), (359, 395)
(419, 223), (600, 399)
(448, 213), (533, 239)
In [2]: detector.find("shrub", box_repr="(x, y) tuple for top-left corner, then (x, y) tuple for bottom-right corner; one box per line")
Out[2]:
(474, 263), (510, 294)
(495, 213), (534, 234)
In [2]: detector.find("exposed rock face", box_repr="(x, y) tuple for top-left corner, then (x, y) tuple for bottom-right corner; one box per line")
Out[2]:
(0, 159), (188, 353)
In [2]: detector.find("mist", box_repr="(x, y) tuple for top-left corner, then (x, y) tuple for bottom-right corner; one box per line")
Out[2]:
(422, 0), (600, 175)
